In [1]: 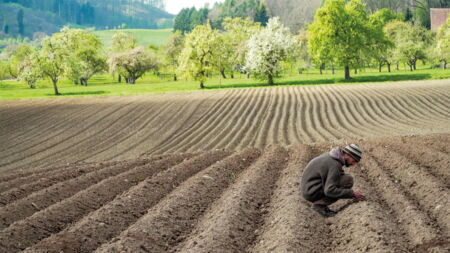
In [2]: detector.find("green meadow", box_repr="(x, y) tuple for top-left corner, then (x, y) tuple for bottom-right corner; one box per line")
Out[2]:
(1, 67), (449, 100)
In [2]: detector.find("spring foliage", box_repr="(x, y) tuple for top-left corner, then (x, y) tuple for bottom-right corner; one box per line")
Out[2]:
(244, 17), (294, 85)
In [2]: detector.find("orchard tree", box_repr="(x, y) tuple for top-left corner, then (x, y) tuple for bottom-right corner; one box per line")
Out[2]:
(222, 17), (261, 77)
(384, 20), (432, 71)
(110, 31), (137, 82)
(58, 28), (107, 86)
(18, 50), (42, 89)
(108, 46), (160, 84)
(111, 31), (137, 53)
(178, 24), (220, 89)
(308, 0), (372, 80)
(368, 9), (403, 72)
(164, 31), (184, 81)
(36, 35), (70, 95)
(432, 16), (449, 69)
(244, 17), (295, 85)
(6, 44), (33, 78)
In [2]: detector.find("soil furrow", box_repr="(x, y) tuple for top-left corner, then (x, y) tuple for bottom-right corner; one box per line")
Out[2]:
(359, 90), (412, 133)
(146, 90), (237, 155)
(0, 102), (118, 161)
(293, 86), (313, 143)
(225, 89), (265, 149)
(366, 144), (450, 234)
(354, 155), (440, 248)
(0, 100), (136, 170)
(379, 137), (450, 186)
(315, 86), (345, 140)
(252, 89), (279, 148)
(23, 150), (231, 253)
(0, 157), (166, 230)
(320, 86), (359, 140)
(93, 148), (260, 253)
(100, 95), (204, 160)
(0, 162), (101, 206)
(0, 153), (192, 253)
(303, 87), (327, 142)
(248, 144), (329, 253)
(287, 87), (302, 143)
(349, 86), (407, 134)
(342, 86), (395, 136)
(200, 89), (259, 151)
(270, 87), (287, 145)
(0, 103), (95, 152)
(17, 100), (145, 168)
(375, 89), (426, 126)
(173, 146), (289, 253)
(247, 89), (274, 147)
(332, 86), (381, 138)
(399, 87), (450, 120)
(368, 88), (418, 128)
(309, 87), (337, 140)
(61, 100), (165, 163)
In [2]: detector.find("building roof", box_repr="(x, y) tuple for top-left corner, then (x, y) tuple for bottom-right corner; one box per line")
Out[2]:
(430, 8), (450, 31)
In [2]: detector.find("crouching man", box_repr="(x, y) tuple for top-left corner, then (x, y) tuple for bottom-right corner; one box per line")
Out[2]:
(301, 144), (365, 217)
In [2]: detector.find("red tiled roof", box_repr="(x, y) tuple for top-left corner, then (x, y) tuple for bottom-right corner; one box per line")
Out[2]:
(430, 8), (450, 31)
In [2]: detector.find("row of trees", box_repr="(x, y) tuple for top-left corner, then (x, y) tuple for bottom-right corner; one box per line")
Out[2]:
(3, 0), (449, 94)
(5, 28), (160, 95)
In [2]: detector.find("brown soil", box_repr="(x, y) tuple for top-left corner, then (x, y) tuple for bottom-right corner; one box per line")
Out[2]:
(0, 80), (448, 171)
(0, 135), (446, 252)
(0, 80), (448, 253)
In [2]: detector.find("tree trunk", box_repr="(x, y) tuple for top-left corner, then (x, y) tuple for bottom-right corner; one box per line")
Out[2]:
(331, 64), (335, 75)
(320, 63), (325, 75)
(379, 64), (382, 72)
(200, 81), (204, 89)
(230, 72), (234, 79)
(409, 63), (413, 71)
(74, 79), (79, 85)
(246, 73), (250, 79)
(396, 62), (399, 70)
(344, 66), (351, 80)
(220, 70), (227, 79)
(52, 79), (61, 95)
(173, 73), (177, 81)
(268, 73), (274, 85)
(444, 61), (447, 69)
(118, 74), (122, 83)
(387, 63), (391, 73)
(28, 82), (35, 89)
(354, 68), (357, 74)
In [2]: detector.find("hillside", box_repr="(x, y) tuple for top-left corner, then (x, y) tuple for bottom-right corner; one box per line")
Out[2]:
(209, 0), (448, 32)
(0, 0), (173, 38)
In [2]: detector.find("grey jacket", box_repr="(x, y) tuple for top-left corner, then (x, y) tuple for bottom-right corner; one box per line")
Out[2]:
(301, 148), (354, 202)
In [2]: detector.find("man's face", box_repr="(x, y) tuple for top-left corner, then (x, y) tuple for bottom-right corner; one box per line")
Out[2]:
(343, 154), (357, 167)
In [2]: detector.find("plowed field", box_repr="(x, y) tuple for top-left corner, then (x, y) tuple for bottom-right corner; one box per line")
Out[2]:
(0, 80), (449, 252)
(0, 80), (449, 171)
(0, 135), (448, 253)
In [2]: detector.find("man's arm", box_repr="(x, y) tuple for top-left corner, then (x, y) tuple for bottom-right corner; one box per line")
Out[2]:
(323, 168), (354, 199)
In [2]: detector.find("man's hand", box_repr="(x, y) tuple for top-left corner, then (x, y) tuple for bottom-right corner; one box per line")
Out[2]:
(353, 189), (366, 201)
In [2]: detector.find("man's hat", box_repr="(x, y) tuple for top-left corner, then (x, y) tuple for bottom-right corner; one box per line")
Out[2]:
(343, 144), (362, 162)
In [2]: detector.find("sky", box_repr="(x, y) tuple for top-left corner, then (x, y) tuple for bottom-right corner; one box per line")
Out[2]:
(165, 0), (225, 15)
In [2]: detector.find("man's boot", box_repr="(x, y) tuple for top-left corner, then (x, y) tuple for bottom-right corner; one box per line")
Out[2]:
(311, 204), (336, 217)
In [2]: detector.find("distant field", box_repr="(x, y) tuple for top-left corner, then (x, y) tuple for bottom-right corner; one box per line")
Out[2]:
(92, 29), (173, 47)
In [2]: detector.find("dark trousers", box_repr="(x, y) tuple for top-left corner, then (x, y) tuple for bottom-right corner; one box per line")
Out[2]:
(314, 174), (354, 206)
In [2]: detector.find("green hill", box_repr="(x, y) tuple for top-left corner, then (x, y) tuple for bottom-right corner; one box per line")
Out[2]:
(0, 0), (173, 39)
(93, 29), (173, 48)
